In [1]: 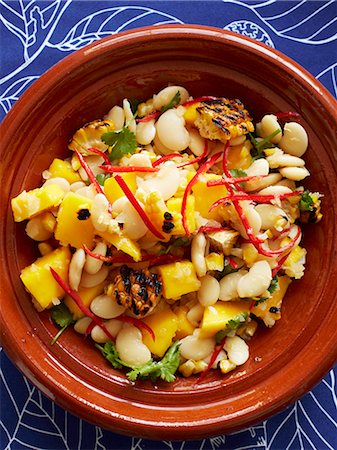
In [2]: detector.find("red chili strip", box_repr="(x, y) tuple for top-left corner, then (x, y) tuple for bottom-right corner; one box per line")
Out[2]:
(207, 174), (269, 187)
(249, 300), (256, 311)
(196, 335), (227, 384)
(198, 226), (231, 233)
(227, 256), (239, 269)
(136, 111), (161, 123)
(275, 111), (300, 120)
(100, 165), (159, 173)
(75, 149), (105, 195)
(272, 252), (290, 278)
(114, 174), (165, 240)
(152, 153), (181, 167)
(209, 191), (301, 208)
(85, 320), (96, 337)
(182, 96), (218, 108)
(182, 151), (222, 236)
(82, 244), (136, 264)
(115, 314), (155, 341)
(177, 142), (208, 168)
(87, 147), (111, 165)
(50, 267), (116, 341)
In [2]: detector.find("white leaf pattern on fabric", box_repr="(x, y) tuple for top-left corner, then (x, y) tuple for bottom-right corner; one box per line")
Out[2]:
(0, 75), (38, 114)
(225, 20), (274, 46)
(47, 6), (182, 52)
(316, 63), (337, 98)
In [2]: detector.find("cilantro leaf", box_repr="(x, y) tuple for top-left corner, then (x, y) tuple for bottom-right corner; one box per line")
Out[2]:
(249, 129), (281, 160)
(95, 173), (110, 186)
(229, 168), (247, 178)
(160, 236), (191, 255)
(97, 340), (181, 383)
(95, 341), (124, 369)
(127, 340), (181, 382)
(251, 296), (268, 306)
(50, 303), (74, 345)
(299, 190), (314, 212)
(129, 99), (141, 115)
(215, 312), (249, 343)
(268, 275), (279, 294)
(101, 126), (137, 161)
(160, 91), (181, 113)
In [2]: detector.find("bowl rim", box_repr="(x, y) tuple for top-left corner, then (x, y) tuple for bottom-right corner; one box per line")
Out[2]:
(1, 24), (337, 440)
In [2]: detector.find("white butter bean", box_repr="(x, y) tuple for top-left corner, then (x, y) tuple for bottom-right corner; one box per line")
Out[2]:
(136, 120), (156, 146)
(84, 241), (107, 274)
(76, 185), (96, 199)
(90, 294), (126, 319)
(267, 153), (305, 168)
(25, 217), (52, 241)
(255, 204), (289, 230)
(123, 99), (136, 133)
(279, 122), (308, 156)
(105, 105), (125, 130)
(79, 155), (105, 181)
(80, 265), (109, 288)
(258, 185), (292, 196)
(153, 85), (189, 110)
(245, 173), (282, 192)
(186, 303), (204, 326)
(188, 128), (206, 156)
(245, 158), (269, 177)
(153, 133), (174, 155)
(219, 270), (248, 301)
(44, 177), (70, 192)
(91, 193), (111, 232)
(198, 275), (220, 306)
(156, 109), (190, 152)
(260, 114), (282, 143)
(116, 325), (151, 366)
(118, 200), (148, 240)
(279, 166), (310, 181)
(138, 164), (180, 200)
(74, 317), (92, 334)
(180, 332), (215, 361)
(69, 248), (86, 291)
(237, 261), (272, 298)
(191, 232), (207, 277)
(224, 336), (249, 365)
(70, 181), (86, 192)
(91, 319), (123, 344)
(229, 135), (246, 146)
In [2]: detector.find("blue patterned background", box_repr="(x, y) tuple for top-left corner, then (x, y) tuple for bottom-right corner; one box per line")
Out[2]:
(1, 1), (336, 449)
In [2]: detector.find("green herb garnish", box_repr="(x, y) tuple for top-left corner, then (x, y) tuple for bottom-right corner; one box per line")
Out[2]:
(95, 173), (110, 186)
(96, 340), (181, 383)
(129, 99), (141, 116)
(102, 126), (137, 161)
(160, 91), (181, 113)
(159, 236), (191, 255)
(229, 168), (247, 178)
(215, 312), (249, 343)
(268, 275), (279, 294)
(50, 303), (75, 345)
(249, 129), (281, 160)
(299, 190), (314, 212)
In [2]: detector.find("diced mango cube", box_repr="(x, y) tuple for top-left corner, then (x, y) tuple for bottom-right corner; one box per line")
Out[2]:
(205, 253), (225, 272)
(192, 174), (228, 220)
(183, 103), (200, 124)
(98, 231), (142, 261)
(227, 140), (252, 170)
(142, 308), (178, 357)
(20, 246), (71, 310)
(252, 275), (291, 326)
(48, 158), (81, 183)
(40, 211), (56, 233)
(11, 184), (65, 222)
(157, 260), (201, 300)
(200, 300), (249, 338)
(55, 192), (95, 249)
(64, 282), (105, 319)
(173, 305), (195, 339)
(104, 173), (137, 204)
(166, 195), (196, 235)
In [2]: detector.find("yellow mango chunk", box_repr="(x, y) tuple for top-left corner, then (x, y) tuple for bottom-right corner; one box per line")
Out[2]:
(227, 140), (252, 171)
(157, 260), (201, 300)
(183, 103), (200, 124)
(40, 211), (56, 233)
(142, 308), (178, 357)
(55, 192), (95, 249)
(166, 195), (196, 235)
(200, 300), (249, 338)
(48, 158), (81, 183)
(11, 184), (65, 222)
(193, 174), (228, 220)
(252, 275), (291, 325)
(173, 305), (195, 339)
(98, 231), (142, 261)
(64, 282), (105, 319)
(104, 173), (137, 204)
(205, 252), (225, 272)
(20, 246), (71, 310)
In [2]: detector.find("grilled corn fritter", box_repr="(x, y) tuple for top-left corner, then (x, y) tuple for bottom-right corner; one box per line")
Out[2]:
(107, 265), (163, 317)
(194, 98), (254, 142)
(68, 119), (115, 154)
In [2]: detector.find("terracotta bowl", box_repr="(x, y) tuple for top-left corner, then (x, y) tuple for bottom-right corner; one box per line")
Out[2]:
(1, 25), (336, 440)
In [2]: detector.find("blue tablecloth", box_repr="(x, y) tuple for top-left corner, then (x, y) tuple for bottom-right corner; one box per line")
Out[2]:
(1, 1), (336, 449)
